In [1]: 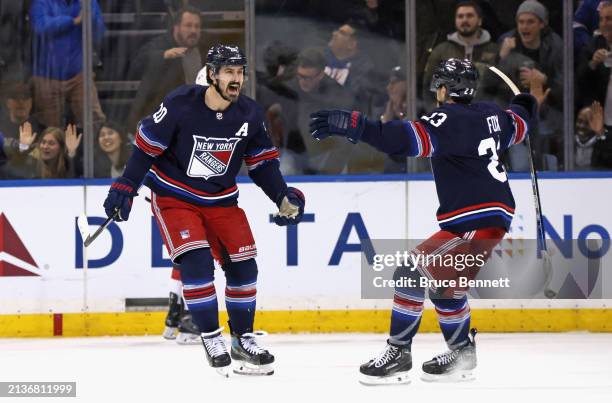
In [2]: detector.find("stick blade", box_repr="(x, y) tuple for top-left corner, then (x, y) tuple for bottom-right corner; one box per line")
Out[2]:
(77, 213), (91, 247)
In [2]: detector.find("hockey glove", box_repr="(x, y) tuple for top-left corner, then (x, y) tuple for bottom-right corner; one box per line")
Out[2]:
(510, 93), (538, 120)
(273, 187), (305, 226)
(309, 110), (366, 144)
(103, 177), (138, 222)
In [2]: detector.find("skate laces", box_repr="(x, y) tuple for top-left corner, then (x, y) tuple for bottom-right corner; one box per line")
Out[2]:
(434, 349), (459, 366)
(201, 327), (228, 358)
(372, 344), (399, 368)
(240, 330), (269, 355)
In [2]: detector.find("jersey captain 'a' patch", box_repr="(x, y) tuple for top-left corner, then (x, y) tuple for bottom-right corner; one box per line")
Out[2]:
(187, 136), (241, 179)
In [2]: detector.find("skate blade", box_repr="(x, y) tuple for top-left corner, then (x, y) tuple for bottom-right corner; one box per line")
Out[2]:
(421, 369), (475, 383)
(162, 326), (177, 340)
(359, 372), (411, 386)
(233, 360), (274, 376)
(215, 366), (231, 378)
(176, 332), (201, 345)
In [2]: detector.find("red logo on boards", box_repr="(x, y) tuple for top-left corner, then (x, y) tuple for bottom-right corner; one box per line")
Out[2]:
(0, 213), (40, 276)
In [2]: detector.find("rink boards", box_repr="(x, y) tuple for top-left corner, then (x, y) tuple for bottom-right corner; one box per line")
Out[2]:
(0, 173), (611, 336)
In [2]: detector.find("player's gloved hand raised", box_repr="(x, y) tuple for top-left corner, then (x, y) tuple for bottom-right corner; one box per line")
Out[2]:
(273, 187), (305, 226)
(309, 110), (366, 144)
(103, 177), (138, 222)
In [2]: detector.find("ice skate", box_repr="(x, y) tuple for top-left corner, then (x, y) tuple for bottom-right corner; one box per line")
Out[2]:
(175, 312), (201, 345)
(421, 328), (477, 382)
(162, 292), (182, 340)
(359, 340), (412, 385)
(201, 327), (231, 377)
(231, 330), (275, 376)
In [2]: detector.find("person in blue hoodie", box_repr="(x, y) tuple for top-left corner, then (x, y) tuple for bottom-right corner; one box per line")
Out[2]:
(30, 0), (106, 129)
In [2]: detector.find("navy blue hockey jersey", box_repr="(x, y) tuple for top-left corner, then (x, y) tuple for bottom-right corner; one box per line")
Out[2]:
(126, 85), (284, 206)
(361, 101), (530, 232)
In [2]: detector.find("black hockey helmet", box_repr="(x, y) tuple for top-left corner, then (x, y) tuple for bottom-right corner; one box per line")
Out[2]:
(206, 44), (247, 80)
(430, 58), (479, 102)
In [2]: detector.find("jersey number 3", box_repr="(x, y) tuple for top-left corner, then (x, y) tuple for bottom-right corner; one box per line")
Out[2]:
(478, 137), (507, 183)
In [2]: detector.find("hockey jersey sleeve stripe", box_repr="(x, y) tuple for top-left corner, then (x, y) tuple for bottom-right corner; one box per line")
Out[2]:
(136, 125), (167, 157)
(244, 148), (280, 165)
(412, 121), (434, 157)
(506, 110), (528, 146)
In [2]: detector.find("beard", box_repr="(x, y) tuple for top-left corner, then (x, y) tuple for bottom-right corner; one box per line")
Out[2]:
(177, 32), (199, 48)
(214, 80), (241, 102)
(458, 25), (478, 37)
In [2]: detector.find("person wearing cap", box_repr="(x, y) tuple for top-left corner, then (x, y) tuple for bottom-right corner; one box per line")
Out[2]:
(422, 1), (499, 109)
(497, 0), (563, 106)
(490, 0), (563, 171)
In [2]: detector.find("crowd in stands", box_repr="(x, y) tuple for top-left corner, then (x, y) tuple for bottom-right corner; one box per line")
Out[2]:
(1, 0), (611, 180)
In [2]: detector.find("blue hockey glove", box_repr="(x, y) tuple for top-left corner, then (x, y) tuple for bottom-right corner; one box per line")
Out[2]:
(309, 110), (366, 144)
(103, 177), (138, 222)
(273, 187), (305, 226)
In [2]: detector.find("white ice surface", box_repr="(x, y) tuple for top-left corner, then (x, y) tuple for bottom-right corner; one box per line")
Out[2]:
(1, 333), (611, 403)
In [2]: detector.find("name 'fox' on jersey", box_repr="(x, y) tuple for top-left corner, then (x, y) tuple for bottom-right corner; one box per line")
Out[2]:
(127, 84), (282, 206)
(360, 100), (530, 233)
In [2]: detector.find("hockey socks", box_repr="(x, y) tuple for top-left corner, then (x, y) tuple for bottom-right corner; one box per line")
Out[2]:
(225, 259), (258, 335)
(389, 266), (424, 346)
(179, 248), (219, 333)
(431, 295), (471, 349)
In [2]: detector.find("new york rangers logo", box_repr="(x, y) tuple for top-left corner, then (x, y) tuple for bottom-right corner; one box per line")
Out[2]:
(187, 136), (241, 179)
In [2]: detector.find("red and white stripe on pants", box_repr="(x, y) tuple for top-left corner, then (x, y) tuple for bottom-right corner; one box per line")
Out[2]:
(413, 227), (506, 298)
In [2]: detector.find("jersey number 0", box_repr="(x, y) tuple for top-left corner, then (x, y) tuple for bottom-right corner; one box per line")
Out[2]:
(478, 137), (507, 183)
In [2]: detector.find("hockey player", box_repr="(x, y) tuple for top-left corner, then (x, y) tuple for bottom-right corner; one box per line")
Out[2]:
(310, 58), (536, 385)
(103, 44), (305, 376)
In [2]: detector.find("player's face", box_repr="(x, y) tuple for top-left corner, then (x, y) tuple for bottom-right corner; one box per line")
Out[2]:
(517, 13), (544, 47)
(39, 133), (61, 161)
(599, 6), (612, 44)
(213, 66), (244, 102)
(455, 6), (481, 37)
(174, 12), (201, 48)
(98, 126), (122, 154)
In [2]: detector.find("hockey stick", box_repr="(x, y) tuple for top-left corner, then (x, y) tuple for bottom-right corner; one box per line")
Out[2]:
(488, 66), (556, 298)
(77, 209), (119, 247)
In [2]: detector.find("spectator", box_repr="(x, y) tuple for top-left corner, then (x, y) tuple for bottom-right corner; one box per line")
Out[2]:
(30, 0), (106, 129)
(577, 1), (612, 169)
(577, 1), (612, 122)
(0, 81), (44, 176)
(0, 120), (37, 179)
(127, 6), (203, 132)
(94, 121), (132, 178)
(496, 1), (563, 106)
(283, 47), (354, 174)
(0, 81), (44, 144)
(12, 124), (81, 179)
(574, 0), (602, 61)
(422, 1), (499, 108)
(324, 21), (382, 112)
(574, 102), (608, 169)
(490, 0), (564, 170)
